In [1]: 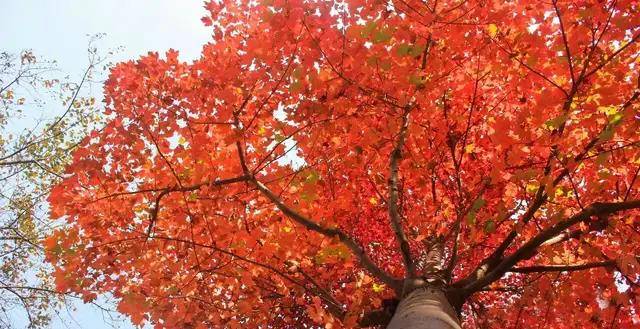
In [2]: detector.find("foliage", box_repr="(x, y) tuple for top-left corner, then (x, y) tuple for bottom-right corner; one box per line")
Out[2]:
(47, 0), (640, 328)
(0, 47), (103, 328)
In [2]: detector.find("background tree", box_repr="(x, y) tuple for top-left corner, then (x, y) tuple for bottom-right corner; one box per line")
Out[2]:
(0, 44), (115, 328)
(46, 0), (640, 328)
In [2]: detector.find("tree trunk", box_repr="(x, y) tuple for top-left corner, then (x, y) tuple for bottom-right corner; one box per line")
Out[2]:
(387, 286), (461, 329)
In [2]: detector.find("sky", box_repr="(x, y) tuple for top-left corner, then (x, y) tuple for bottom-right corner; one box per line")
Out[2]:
(1, 1), (211, 328)
(1, 0), (210, 77)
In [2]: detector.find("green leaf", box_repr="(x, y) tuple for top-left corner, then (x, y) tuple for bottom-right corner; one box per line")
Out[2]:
(408, 43), (426, 57)
(396, 44), (411, 56)
(315, 245), (350, 264)
(306, 170), (320, 184)
(484, 220), (496, 233)
(379, 60), (392, 71)
(596, 152), (609, 166)
(292, 67), (303, 79)
(396, 43), (426, 57)
(373, 29), (392, 44)
(274, 133), (285, 143)
(289, 80), (303, 93)
(544, 114), (567, 130)
(466, 211), (476, 225)
(598, 126), (614, 141)
(471, 198), (486, 211)
(300, 191), (318, 202)
(361, 21), (377, 38)
(409, 74), (425, 86)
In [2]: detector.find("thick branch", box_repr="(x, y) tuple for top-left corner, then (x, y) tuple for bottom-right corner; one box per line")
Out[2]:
(510, 260), (615, 274)
(388, 108), (415, 277)
(251, 177), (401, 294)
(457, 80), (640, 287)
(0, 159), (42, 166)
(145, 175), (250, 236)
(461, 199), (640, 294)
(234, 137), (401, 293)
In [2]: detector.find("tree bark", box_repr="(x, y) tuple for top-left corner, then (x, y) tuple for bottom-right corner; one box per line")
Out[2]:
(387, 287), (461, 329)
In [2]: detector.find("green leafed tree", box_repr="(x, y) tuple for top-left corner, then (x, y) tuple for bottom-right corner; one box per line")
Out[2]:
(0, 44), (109, 328)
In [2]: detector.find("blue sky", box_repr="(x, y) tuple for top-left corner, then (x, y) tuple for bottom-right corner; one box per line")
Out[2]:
(2, 0), (210, 76)
(1, 1), (211, 328)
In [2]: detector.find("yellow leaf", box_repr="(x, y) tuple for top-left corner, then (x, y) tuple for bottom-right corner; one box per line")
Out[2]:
(369, 197), (378, 205)
(597, 106), (617, 116)
(282, 226), (292, 233)
(372, 283), (385, 293)
(464, 144), (475, 153)
(525, 182), (539, 194)
(487, 24), (498, 38)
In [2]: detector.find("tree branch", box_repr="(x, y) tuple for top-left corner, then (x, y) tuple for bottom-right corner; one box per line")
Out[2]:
(460, 199), (640, 295)
(552, 0), (575, 85)
(144, 175), (250, 237)
(584, 31), (640, 80)
(457, 80), (640, 288)
(148, 235), (346, 320)
(234, 135), (401, 294)
(510, 260), (615, 274)
(388, 107), (415, 277)
(250, 177), (401, 294)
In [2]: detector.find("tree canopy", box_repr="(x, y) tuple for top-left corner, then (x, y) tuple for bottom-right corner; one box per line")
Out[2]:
(46, 0), (640, 327)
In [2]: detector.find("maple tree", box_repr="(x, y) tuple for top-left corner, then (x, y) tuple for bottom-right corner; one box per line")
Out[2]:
(44, 0), (640, 327)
